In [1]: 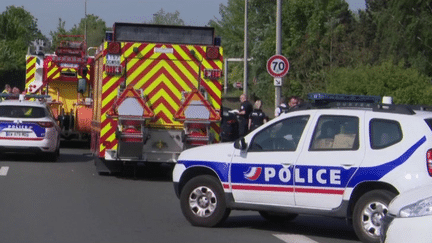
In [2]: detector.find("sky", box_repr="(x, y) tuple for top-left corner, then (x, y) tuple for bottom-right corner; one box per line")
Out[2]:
(1, 0), (366, 38)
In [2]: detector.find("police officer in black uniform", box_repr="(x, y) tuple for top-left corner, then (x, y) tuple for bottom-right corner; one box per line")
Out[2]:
(249, 100), (267, 132)
(238, 94), (253, 137)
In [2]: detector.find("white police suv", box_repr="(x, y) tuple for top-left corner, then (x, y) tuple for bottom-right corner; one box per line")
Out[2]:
(0, 94), (60, 161)
(173, 93), (432, 243)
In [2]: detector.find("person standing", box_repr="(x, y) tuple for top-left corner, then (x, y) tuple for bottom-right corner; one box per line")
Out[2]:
(238, 94), (253, 137)
(249, 100), (267, 132)
(1, 84), (11, 100)
(288, 96), (301, 111)
(274, 97), (289, 117)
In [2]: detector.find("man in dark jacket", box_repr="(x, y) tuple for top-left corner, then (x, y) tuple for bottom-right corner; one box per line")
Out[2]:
(238, 94), (253, 137)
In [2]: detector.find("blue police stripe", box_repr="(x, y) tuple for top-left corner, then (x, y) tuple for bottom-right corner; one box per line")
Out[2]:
(179, 161), (230, 182)
(347, 136), (426, 187)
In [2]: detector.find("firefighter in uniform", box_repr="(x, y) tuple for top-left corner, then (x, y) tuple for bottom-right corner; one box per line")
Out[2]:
(1, 84), (11, 100)
(249, 100), (267, 132)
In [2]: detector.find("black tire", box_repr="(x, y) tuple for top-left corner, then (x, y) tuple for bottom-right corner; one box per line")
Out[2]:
(180, 175), (231, 227)
(45, 148), (59, 162)
(352, 190), (396, 243)
(259, 211), (298, 222)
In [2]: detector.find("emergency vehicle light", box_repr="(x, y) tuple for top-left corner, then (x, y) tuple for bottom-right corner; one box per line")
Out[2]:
(206, 47), (220, 59)
(107, 42), (121, 54)
(308, 93), (382, 104)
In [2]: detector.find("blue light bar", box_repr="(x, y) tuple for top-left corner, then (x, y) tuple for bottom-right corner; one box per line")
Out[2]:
(308, 93), (381, 104)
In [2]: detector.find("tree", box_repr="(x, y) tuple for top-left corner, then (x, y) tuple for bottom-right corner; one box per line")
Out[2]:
(368, 0), (432, 76)
(150, 9), (185, 26)
(327, 61), (432, 105)
(0, 6), (44, 90)
(70, 14), (108, 52)
(50, 14), (107, 54)
(211, 0), (355, 105)
(0, 6), (44, 70)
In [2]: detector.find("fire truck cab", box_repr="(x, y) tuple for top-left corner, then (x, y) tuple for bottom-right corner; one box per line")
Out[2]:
(91, 23), (223, 174)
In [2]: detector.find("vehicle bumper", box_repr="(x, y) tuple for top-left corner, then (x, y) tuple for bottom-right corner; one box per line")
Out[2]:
(382, 214), (432, 243)
(0, 146), (47, 154)
(0, 137), (57, 153)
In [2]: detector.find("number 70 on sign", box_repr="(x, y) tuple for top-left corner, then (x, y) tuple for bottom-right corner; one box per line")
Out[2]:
(267, 55), (290, 78)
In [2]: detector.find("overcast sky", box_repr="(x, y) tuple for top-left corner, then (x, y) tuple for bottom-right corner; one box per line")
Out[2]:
(1, 0), (366, 37)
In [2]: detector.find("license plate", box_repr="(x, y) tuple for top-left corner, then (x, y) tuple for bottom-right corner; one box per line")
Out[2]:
(6, 132), (29, 137)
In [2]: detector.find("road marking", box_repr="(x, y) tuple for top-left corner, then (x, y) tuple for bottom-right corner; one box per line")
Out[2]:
(0, 166), (9, 176)
(273, 234), (319, 243)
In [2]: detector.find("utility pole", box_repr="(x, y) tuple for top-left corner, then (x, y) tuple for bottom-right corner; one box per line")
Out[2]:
(85, 0), (87, 48)
(275, 0), (282, 109)
(243, 0), (248, 98)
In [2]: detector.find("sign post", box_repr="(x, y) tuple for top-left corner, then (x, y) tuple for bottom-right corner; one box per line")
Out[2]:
(267, 54), (289, 112)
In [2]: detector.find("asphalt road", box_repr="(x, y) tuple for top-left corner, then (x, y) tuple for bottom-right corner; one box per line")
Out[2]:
(0, 143), (361, 243)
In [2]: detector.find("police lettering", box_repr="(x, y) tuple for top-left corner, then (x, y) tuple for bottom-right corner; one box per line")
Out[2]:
(264, 167), (341, 185)
(8, 125), (33, 129)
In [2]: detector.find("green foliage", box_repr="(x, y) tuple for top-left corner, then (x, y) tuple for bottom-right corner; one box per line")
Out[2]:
(150, 9), (185, 25)
(327, 60), (432, 105)
(50, 15), (107, 54)
(368, 0), (432, 76)
(0, 6), (43, 71)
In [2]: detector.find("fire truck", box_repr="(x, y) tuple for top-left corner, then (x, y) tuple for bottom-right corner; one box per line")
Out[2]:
(92, 23), (223, 174)
(25, 36), (94, 141)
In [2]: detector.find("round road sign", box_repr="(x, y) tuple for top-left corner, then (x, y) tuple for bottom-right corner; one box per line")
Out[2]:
(267, 55), (290, 78)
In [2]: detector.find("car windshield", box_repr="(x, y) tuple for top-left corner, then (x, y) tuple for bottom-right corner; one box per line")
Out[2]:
(0, 106), (46, 118)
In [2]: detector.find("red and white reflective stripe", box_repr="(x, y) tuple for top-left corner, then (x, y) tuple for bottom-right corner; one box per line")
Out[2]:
(0, 137), (43, 141)
(226, 183), (344, 195)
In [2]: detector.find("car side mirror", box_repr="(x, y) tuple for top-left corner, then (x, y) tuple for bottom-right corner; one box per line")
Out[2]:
(234, 137), (247, 150)
(77, 78), (87, 94)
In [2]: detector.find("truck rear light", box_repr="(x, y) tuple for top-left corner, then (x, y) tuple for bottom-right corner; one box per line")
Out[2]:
(107, 42), (121, 54)
(105, 54), (122, 75)
(37, 122), (54, 128)
(204, 69), (222, 80)
(206, 47), (220, 59)
(427, 149), (432, 176)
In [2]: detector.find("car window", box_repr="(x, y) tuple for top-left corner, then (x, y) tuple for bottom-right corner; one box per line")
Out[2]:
(0, 106), (47, 118)
(249, 115), (309, 152)
(370, 119), (402, 149)
(310, 115), (359, 151)
(424, 119), (432, 131)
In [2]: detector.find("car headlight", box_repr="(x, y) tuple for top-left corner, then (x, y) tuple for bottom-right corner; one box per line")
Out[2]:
(399, 196), (432, 218)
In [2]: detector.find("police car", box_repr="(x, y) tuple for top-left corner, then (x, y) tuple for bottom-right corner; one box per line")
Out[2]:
(173, 93), (432, 243)
(0, 94), (61, 161)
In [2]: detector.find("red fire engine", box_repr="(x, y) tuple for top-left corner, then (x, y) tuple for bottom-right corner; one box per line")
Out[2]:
(91, 23), (223, 174)
(25, 36), (94, 141)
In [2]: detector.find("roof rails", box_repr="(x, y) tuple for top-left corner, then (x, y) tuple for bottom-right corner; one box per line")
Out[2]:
(0, 94), (51, 102)
(303, 93), (415, 115)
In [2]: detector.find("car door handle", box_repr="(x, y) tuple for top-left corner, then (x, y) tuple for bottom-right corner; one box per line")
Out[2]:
(281, 163), (293, 168)
(341, 163), (355, 169)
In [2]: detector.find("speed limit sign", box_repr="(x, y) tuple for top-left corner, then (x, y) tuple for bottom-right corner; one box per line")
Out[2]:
(267, 55), (290, 78)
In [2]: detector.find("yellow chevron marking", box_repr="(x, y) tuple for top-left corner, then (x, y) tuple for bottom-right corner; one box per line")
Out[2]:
(126, 58), (154, 85)
(101, 116), (112, 136)
(130, 59), (199, 92)
(172, 45), (194, 62)
(102, 89), (118, 109)
(25, 57), (36, 85)
(148, 87), (181, 111)
(47, 62), (60, 79)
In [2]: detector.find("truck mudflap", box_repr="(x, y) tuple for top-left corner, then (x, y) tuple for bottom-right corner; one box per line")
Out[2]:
(94, 156), (123, 175)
